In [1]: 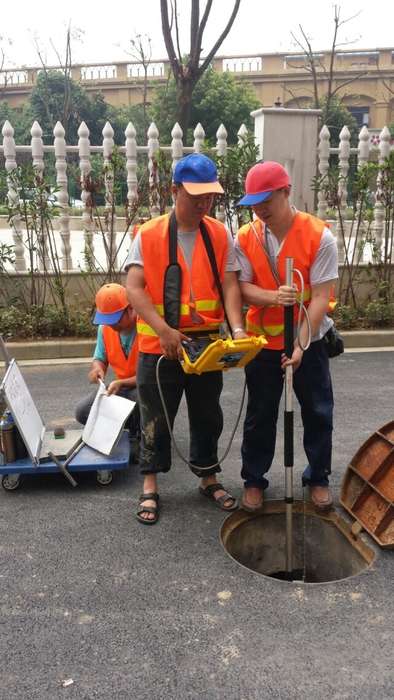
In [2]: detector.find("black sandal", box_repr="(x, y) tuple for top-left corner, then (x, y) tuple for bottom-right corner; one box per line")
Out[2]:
(199, 483), (238, 511)
(136, 492), (160, 525)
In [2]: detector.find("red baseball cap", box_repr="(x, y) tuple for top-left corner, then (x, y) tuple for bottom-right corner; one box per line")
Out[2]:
(93, 283), (129, 325)
(238, 161), (290, 206)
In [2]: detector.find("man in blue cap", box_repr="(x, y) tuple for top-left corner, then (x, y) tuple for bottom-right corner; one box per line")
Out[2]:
(125, 153), (247, 524)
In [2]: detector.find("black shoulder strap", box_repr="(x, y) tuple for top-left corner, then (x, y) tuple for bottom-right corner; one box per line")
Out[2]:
(168, 210), (178, 264)
(163, 212), (182, 328)
(199, 220), (233, 335)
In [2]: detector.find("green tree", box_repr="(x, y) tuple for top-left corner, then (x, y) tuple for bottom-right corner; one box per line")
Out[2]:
(151, 68), (260, 144)
(320, 95), (358, 146)
(107, 103), (153, 144)
(160, 0), (241, 138)
(0, 102), (33, 143)
(29, 70), (110, 144)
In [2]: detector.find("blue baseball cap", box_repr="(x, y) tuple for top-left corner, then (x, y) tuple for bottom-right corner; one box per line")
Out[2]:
(173, 154), (224, 195)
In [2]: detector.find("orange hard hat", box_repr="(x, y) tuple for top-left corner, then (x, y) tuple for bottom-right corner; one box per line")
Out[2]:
(93, 283), (129, 325)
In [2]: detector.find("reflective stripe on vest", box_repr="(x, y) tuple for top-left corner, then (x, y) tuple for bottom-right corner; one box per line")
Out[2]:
(153, 300), (221, 316)
(137, 319), (221, 338)
(102, 325), (138, 379)
(137, 214), (227, 353)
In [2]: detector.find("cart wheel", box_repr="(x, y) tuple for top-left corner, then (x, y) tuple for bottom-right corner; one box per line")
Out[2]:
(96, 470), (113, 486)
(2, 474), (21, 491)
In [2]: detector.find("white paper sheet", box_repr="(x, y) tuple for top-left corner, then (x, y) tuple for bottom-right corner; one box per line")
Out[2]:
(82, 380), (135, 456)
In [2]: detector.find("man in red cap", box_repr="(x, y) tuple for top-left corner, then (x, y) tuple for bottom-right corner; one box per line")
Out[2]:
(236, 161), (338, 512)
(75, 283), (140, 454)
(125, 153), (247, 524)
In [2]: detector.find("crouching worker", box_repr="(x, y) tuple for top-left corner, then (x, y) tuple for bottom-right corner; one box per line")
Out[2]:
(75, 283), (140, 458)
(126, 153), (248, 525)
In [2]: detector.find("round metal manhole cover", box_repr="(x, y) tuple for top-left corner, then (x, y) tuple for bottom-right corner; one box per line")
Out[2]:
(221, 500), (375, 584)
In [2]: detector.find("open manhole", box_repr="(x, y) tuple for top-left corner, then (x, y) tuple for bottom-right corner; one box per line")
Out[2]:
(221, 500), (375, 584)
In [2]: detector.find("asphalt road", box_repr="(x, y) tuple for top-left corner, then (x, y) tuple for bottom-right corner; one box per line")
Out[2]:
(0, 350), (393, 699)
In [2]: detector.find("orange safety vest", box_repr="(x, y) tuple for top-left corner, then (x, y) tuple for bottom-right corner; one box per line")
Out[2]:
(102, 325), (139, 379)
(137, 213), (228, 354)
(237, 212), (336, 350)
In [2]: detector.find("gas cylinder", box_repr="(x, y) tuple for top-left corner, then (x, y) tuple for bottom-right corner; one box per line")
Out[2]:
(0, 410), (17, 463)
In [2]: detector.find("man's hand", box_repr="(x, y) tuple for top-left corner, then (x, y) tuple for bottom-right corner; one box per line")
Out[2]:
(232, 328), (248, 339)
(281, 346), (304, 372)
(107, 379), (123, 396)
(159, 327), (191, 360)
(88, 364), (105, 384)
(277, 285), (297, 306)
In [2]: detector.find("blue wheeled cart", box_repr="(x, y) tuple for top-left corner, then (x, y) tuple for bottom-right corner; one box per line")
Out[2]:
(0, 430), (130, 491)
(0, 335), (133, 491)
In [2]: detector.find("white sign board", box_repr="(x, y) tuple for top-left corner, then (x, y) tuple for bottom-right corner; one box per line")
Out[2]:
(82, 380), (135, 456)
(1, 360), (45, 463)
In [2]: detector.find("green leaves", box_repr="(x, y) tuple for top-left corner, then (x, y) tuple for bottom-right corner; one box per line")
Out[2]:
(151, 68), (260, 144)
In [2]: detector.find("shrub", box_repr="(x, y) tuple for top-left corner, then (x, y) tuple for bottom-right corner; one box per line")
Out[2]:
(333, 304), (359, 329)
(363, 301), (394, 328)
(0, 305), (95, 340)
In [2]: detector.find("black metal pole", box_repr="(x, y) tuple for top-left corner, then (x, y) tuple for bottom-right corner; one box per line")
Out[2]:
(284, 258), (294, 576)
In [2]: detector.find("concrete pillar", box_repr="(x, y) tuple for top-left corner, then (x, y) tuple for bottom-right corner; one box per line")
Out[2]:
(251, 107), (321, 213)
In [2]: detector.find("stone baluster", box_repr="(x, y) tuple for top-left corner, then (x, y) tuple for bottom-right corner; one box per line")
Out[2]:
(147, 122), (160, 218)
(216, 123), (228, 157)
(102, 121), (117, 270)
(171, 122), (183, 172)
(237, 123), (248, 146)
(357, 126), (370, 262)
(125, 122), (138, 217)
(317, 125), (330, 220)
(338, 125), (350, 212)
(53, 122), (71, 270)
(193, 123), (205, 152)
(78, 121), (94, 268)
(2, 120), (25, 270)
(215, 124), (227, 223)
(31, 120), (50, 271)
(337, 126), (351, 263)
(373, 126), (391, 261)
(357, 125), (370, 168)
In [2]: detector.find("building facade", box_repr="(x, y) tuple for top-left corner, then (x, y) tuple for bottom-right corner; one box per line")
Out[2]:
(1, 47), (394, 129)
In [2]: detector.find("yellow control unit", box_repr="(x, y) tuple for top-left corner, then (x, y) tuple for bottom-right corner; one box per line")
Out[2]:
(181, 335), (267, 375)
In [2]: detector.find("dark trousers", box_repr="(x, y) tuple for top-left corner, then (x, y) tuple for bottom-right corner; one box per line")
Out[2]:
(137, 352), (223, 478)
(241, 339), (333, 489)
(75, 386), (140, 437)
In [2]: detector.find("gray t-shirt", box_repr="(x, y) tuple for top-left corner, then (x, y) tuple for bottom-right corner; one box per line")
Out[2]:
(235, 221), (338, 341)
(124, 222), (239, 325)
(125, 227), (239, 272)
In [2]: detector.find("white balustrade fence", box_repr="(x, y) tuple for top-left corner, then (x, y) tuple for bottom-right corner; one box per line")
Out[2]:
(0, 119), (246, 273)
(1, 119), (394, 274)
(317, 124), (394, 264)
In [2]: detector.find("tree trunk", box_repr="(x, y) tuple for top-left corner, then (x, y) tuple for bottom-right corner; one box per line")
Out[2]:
(177, 79), (195, 142)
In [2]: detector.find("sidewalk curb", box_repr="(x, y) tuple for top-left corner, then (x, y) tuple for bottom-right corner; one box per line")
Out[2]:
(340, 330), (394, 348)
(4, 339), (95, 361)
(2, 330), (394, 361)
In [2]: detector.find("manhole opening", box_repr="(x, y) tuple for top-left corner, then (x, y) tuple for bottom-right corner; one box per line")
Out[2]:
(221, 502), (375, 584)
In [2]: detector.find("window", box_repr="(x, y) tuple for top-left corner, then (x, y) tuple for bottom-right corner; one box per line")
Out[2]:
(348, 107), (369, 128)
